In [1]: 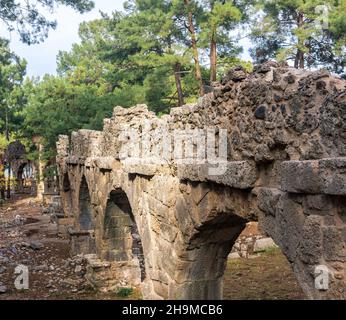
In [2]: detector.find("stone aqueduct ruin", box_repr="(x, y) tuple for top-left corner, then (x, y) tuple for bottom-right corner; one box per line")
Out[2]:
(56, 63), (346, 300)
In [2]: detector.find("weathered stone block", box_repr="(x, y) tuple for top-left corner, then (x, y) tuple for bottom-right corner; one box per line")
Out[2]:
(177, 161), (257, 189)
(256, 188), (283, 216)
(299, 215), (323, 264)
(85, 157), (119, 170)
(323, 226), (346, 262)
(281, 158), (346, 195)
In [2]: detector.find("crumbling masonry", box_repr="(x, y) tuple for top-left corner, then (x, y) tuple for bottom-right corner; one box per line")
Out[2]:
(56, 63), (346, 300)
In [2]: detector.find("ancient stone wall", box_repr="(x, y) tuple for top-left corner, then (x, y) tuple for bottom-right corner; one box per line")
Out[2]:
(57, 63), (346, 300)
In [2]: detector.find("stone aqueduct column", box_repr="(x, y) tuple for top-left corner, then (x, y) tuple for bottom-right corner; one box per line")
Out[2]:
(256, 159), (346, 299)
(56, 63), (345, 300)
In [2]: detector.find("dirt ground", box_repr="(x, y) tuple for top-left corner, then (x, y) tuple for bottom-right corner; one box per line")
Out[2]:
(0, 195), (305, 300)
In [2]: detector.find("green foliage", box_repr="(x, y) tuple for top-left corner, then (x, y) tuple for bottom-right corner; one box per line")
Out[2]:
(199, 0), (243, 49)
(43, 165), (58, 179)
(115, 287), (134, 298)
(0, 38), (26, 137)
(1, 0), (343, 161)
(57, 5), (201, 109)
(250, 0), (346, 75)
(22, 75), (144, 151)
(0, 134), (9, 153)
(18, 1), (258, 156)
(217, 56), (253, 78)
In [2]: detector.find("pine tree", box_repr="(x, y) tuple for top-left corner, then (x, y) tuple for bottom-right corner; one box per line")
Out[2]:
(250, 0), (346, 75)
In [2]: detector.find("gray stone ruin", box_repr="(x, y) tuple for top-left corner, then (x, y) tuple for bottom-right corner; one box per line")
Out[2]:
(56, 63), (346, 300)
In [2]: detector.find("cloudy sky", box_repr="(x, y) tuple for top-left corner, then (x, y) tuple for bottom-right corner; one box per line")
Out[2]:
(1, 0), (252, 78)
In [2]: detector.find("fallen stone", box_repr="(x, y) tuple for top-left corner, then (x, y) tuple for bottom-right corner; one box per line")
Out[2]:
(10, 245), (18, 254)
(34, 264), (48, 272)
(228, 252), (241, 260)
(14, 215), (25, 225)
(254, 238), (278, 253)
(0, 255), (9, 264)
(61, 278), (79, 287)
(42, 208), (50, 215)
(20, 242), (30, 248)
(0, 284), (7, 294)
(30, 241), (44, 251)
(75, 265), (83, 274)
(254, 106), (267, 120)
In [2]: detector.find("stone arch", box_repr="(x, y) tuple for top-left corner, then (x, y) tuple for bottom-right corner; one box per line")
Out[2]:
(56, 65), (346, 300)
(169, 182), (255, 300)
(256, 185), (346, 300)
(70, 174), (96, 255)
(101, 188), (146, 282)
(16, 163), (25, 193)
(16, 162), (34, 193)
(78, 175), (94, 231)
(179, 215), (247, 299)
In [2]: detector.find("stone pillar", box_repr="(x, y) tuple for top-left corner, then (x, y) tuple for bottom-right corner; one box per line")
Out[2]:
(31, 136), (45, 200)
(257, 159), (346, 300)
(36, 149), (45, 200)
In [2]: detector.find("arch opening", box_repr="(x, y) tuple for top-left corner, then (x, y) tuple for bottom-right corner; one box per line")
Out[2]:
(43, 164), (59, 194)
(78, 176), (94, 230)
(223, 222), (305, 300)
(16, 163), (34, 194)
(177, 213), (305, 300)
(176, 213), (247, 299)
(102, 189), (146, 282)
(62, 172), (73, 216)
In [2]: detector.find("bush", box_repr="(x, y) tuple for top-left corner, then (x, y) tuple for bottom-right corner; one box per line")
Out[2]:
(116, 287), (133, 298)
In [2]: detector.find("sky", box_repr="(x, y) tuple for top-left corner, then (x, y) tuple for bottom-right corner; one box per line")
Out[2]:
(1, 0), (126, 77)
(0, 0), (252, 78)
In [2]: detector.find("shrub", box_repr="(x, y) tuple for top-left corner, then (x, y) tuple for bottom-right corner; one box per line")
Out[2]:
(116, 287), (133, 298)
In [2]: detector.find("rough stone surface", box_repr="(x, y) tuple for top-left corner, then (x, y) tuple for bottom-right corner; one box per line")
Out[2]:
(281, 158), (346, 195)
(56, 63), (346, 300)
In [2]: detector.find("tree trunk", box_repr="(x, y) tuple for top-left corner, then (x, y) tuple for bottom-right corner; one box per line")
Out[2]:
(210, 30), (217, 82)
(0, 160), (5, 200)
(294, 12), (305, 69)
(6, 162), (11, 199)
(184, 0), (204, 96)
(294, 49), (305, 69)
(174, 62), (185, 106)
(5, 107), (10, 198)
